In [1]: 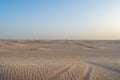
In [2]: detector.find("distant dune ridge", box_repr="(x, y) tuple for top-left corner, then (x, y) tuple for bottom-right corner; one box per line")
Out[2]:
(0, 40), (120, 80)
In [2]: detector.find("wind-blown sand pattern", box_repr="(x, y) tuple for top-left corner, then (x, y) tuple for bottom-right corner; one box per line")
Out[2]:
(0, 40), (120, 80)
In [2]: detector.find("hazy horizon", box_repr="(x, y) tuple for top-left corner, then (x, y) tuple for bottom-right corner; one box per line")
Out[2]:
(0, 0), (120, 40)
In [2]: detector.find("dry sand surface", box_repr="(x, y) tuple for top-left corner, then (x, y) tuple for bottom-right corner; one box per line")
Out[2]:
(0, 40), (120, 80)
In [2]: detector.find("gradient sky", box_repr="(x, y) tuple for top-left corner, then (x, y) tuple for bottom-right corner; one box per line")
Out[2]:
(0, 0), (120, 40)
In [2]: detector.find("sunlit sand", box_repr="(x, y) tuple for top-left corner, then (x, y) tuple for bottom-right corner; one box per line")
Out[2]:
(0, 40), (120, 80)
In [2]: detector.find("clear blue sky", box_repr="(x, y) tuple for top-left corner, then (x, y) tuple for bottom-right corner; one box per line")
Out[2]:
(0, 0), (120, 40)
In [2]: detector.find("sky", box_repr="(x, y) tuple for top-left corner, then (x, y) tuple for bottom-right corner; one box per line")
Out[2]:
(0, 0), (120, 40)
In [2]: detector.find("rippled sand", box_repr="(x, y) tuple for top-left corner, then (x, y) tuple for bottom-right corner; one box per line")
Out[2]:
(0, 40), (120, 80)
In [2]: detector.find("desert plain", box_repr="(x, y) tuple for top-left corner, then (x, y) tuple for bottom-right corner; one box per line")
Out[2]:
(0, 40), (120, 80)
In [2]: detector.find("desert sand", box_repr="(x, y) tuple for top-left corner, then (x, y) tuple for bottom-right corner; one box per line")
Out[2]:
(0, 40), (120, 80)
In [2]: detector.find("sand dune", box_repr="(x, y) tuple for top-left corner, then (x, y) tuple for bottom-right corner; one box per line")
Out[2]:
(0, 40), (120, 80)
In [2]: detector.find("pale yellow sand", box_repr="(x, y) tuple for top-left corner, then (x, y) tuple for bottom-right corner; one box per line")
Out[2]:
(0, 40), (120, 80)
